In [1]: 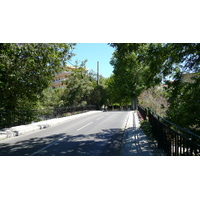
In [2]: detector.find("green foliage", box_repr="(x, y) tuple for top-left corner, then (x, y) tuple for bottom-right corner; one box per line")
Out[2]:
(34, 88), (66, 118)
(110, 43), (200, 134)
(109, 43), (161, 109)
(140, 120), (153, 139)
(166, 75), (200, 135)
(90, 85), (108, 109)
(62, 61), (94, 107)
(105, 74), (124, 106)
(60, 60), (108, 109)
(145, 43), (200, 80)
(0, 43), (75, 127)
(0, 43), (75, 109)
(147, 43), (200, 134)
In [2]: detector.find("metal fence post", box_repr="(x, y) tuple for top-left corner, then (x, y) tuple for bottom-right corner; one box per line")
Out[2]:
(137, 106), (200, 156)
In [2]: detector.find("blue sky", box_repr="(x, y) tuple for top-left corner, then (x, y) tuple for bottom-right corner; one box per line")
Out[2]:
(68, 43), (115, 78)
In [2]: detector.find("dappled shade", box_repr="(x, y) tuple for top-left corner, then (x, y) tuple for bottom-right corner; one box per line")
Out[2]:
(0, 128), (124, 156)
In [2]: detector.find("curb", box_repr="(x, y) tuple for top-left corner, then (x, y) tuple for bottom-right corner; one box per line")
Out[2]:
(124, 111), (134, 130)
(120, 111), (155, 156)
(0, 111), (102, 140)
(120, 111), (134, 155)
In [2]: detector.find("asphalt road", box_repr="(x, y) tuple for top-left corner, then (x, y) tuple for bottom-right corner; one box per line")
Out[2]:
(0, 111), (130, 156)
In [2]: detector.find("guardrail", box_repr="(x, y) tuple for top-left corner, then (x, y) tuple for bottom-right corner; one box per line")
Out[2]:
(138, 105), (200, 156)
(0, 105), (97, 129)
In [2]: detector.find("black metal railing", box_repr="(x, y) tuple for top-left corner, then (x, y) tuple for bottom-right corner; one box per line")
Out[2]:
(138, 105), (147, 120)
(138, 105), (200, 156)
(0, 105), (97, 129)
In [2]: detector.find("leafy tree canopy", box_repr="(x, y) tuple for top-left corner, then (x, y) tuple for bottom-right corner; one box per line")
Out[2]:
(61, 60), (95, 107)
(109, 43), (200, 134)
(166, 75), (200, 134)
(0, 43), (75, 111)
(109, 43), (161, 109)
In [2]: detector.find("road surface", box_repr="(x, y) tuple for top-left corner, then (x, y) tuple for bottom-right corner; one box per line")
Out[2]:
(0, 111), (130, 156)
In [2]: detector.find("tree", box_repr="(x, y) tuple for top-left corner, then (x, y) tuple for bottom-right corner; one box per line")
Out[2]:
(109, 43), (200, 135)
(133, 43), (200, 134)
(138, 86), (169, 117)
(0, 43), (75, 126)
(89, 75), (109, 109)
(165, 74), (200, 134)
(144, 43), (200, 133)
(105, 74), (128, 109)
(37, 87), (65, 109)
(62, 61), (95, 107)
(105, 75), (117, 107)
(90, 85), (107, 109)
(109, 43), (159, 109)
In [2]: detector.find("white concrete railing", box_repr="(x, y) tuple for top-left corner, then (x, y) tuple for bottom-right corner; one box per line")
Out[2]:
(0, 111), (102, 140)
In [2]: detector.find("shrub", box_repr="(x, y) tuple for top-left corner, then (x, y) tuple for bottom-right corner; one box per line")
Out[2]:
(140, 120), (153, 139)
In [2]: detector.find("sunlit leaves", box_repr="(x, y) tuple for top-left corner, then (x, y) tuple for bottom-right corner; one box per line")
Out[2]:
(0, 43), (75, 110)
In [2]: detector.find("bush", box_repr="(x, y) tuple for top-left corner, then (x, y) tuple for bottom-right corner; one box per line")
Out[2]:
(140, 120), (153, 139)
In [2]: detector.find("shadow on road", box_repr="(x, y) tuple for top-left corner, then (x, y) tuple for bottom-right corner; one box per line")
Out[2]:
(0, 128), (124, 156)
(121, 127), (164, 156)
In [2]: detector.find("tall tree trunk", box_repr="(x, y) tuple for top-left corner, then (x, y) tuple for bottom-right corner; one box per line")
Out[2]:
(132, 97), (138, 110)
